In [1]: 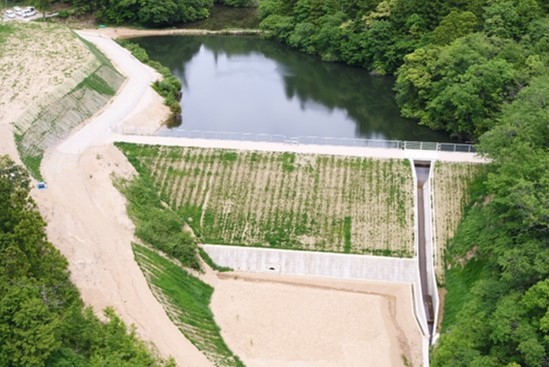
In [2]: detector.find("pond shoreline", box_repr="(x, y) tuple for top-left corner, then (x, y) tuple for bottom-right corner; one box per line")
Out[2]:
(81, 26), (263, 40)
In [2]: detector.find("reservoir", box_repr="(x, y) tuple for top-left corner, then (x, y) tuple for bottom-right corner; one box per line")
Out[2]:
(134, 36), (451, 142)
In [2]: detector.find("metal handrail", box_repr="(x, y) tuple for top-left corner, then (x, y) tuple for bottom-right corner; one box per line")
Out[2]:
(118, 126), (476, 153)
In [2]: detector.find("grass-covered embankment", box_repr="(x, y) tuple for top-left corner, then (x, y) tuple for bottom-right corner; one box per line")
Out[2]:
(431, 162), (487, 281)
(115, 159), (200, 270)
(117, 143), (415, 256)
(114, 144), (244, 366)
(133, 244), (244, 367)
(0, 23), (14, 46)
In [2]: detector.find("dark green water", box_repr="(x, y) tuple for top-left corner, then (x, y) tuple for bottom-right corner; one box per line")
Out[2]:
(134, 35), (452, 141)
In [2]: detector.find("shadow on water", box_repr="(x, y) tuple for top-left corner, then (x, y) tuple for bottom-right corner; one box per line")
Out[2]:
(132, 35), (453, 142)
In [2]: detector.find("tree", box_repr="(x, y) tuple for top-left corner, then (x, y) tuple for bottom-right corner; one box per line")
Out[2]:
(137, 0), (179, 26)
(35, 0), (52, 20)
(0, 156), (172, 366)
(433, 74), (548, 367)
(431, 10), (479, 45)
(483, 0), (541, 40)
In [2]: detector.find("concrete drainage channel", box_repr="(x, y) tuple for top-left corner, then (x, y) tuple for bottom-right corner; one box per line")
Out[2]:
(414, 160), (436, 342)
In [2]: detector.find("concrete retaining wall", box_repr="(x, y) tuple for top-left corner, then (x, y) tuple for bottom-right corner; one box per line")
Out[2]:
(427, 164), (441, 344)
(410, 161), (429, 339)
(202, 245), (417, 283)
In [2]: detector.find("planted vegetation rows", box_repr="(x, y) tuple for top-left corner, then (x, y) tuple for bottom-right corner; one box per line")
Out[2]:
(118, 144), (415, 257)
(432, 162), (485, 280)
(133, 244), (244, 367)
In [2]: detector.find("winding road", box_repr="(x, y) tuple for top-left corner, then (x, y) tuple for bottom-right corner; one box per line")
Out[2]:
(34, 32), (212, 366)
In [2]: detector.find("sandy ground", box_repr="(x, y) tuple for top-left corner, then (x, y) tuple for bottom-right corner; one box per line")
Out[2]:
(208, 273), (423, 367)
(37, 145), (212, 366)
(0, 24), (433, 367)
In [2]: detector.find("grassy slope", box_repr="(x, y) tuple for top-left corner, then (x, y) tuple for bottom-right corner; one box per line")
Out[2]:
(432, 162), (487, 282)
(133, 244), (244, 367)
(0, 23), (14, 47)
(115, 153), (242, 365)
(438, 174), (491, 331)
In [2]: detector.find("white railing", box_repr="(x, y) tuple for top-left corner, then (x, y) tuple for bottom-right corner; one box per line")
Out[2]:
(116, 126), (476, 153)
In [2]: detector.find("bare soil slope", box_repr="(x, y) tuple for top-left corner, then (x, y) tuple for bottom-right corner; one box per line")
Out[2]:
(0, 22), (96, 161)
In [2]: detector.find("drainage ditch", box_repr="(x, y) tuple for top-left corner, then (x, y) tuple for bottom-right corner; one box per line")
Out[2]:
(414, 160), (434, 339)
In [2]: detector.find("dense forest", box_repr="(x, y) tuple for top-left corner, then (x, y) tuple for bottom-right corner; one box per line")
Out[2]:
(259, 0), (548, 140)
(60, 0), (256, 26)
(432, 75), (548, 367)
(0, 156), (173, 367)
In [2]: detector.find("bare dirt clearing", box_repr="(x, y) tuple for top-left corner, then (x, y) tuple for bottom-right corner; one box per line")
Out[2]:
(209, 273), (423, 367)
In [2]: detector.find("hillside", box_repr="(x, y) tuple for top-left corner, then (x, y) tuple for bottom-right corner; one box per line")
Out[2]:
(0, 22), (124, 179)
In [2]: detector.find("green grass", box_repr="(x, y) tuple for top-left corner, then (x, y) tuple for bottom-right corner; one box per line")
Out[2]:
(20, 152), (44, 181)
(75, 71), (116, 96)
(281, 152), (296, 172)
(198, 247), (233, 272)
(343, 216), (352, 253)
(441, 258), (488, 332)
(14, 133), (43, 180)
(132, 244), (244, 367)
(0, 23), (14, 49)
(115, 173), (200, 270)
(78, 36), (117, 69)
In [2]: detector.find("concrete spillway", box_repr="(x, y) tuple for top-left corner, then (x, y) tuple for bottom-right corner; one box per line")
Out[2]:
(415, 161), (435, 340)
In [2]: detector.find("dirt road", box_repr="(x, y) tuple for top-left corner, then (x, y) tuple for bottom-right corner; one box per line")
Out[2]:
(33, 32), (212, 366)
